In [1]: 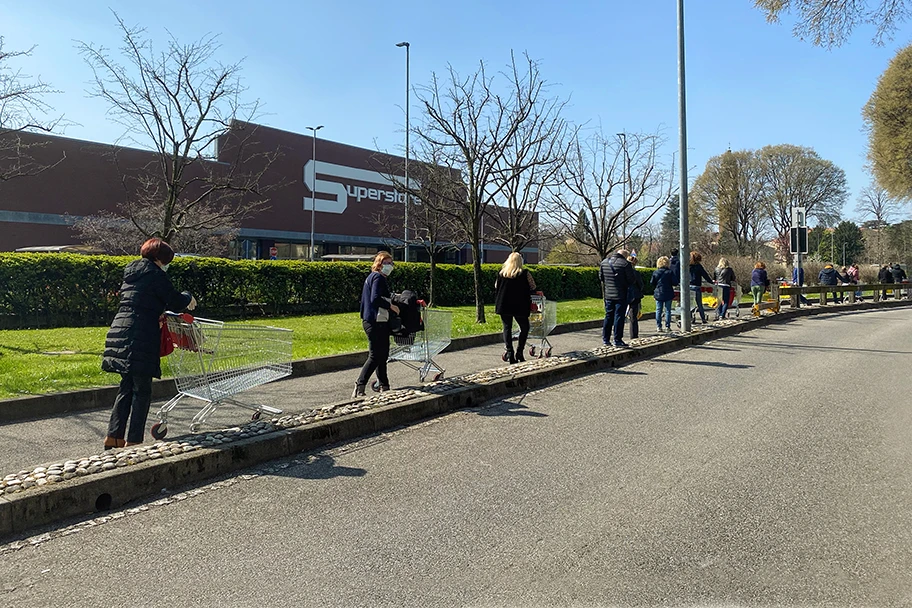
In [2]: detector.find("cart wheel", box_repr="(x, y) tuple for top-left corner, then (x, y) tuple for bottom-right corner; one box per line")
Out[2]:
(150, 422), (168, 440)
(544, 347), (552, 357)
(251, 411), (262, 421)
(529, 346), (537, 357)
(433, 372), (444, 381)
(189, 423), (201, 434)
(501, 351), (510, 362)
(371, 380), (382, 392)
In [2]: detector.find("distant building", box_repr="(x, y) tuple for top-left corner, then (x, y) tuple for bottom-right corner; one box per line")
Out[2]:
(0, 123), (537, 263)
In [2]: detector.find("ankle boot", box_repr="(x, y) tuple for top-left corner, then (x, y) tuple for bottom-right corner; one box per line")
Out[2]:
(103, 436), (125, 450)
(515, 342), (526, 362)
(352, 384), (366, 398)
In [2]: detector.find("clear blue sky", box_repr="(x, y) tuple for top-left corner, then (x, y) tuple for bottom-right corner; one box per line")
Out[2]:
(1, 0), (904, 221)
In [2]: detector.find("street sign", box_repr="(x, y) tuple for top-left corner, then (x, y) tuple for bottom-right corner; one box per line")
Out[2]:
(791, 206), (807, 228)
(790, 226), (808, 254)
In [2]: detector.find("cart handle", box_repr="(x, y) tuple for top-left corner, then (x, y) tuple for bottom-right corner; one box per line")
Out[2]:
(417, 299), (427, 307)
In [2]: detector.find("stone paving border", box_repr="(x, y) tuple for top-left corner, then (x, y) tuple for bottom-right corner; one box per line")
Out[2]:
(1, 299), (909, 539)
(0, 319), (604, 423)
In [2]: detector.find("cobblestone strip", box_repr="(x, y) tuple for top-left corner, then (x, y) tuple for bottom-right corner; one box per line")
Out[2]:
(0, 317), (748, 499)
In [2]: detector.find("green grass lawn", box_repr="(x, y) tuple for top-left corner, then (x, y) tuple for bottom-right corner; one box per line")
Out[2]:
(0, 297), (626, 401)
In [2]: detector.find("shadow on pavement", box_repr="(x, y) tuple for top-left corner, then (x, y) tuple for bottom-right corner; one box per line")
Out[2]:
(722, 338), (912, 357)
(658, 359), (755, 370)
(477, 396), (548, 418)
(273, 454), (367, 480)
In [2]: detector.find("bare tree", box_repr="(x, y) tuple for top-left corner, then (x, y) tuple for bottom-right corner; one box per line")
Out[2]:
(547, 129), (675, 261)
(410, 54), (543, 323)
(0, 37), (65, 182)
(758, 143), (848, 258)
(486, 56), (571, 253)
(73, 14), (279, 253)
(856, 181), (903, 261)
(691, 149), (769, 256)
(755, 0), (910, 47)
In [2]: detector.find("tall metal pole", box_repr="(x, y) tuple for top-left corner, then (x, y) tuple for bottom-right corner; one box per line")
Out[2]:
(677, 0), (692, 332)
(307, 125), (324, 261)
(618, 132), (627, 246)
(397, 41), (410, 263)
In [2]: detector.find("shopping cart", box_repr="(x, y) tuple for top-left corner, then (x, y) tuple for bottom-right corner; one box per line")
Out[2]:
(151, 313), (293, 438)
(372, 302), (452, 390)
(501, 293), (557, 360)
(711, 283), (742, 318)
(672, 284), (714, 327)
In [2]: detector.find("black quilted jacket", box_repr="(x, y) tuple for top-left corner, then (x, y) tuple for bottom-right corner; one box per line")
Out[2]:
(101, 258), (192, 378)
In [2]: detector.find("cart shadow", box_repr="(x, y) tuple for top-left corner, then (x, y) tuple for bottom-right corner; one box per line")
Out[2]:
(477, 397), (548, 418)
(271, 453), (367, 480)
(658, 359), (754, 370)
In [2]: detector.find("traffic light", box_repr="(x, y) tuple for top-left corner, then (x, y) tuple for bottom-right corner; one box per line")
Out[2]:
(790, 226), (808, 254)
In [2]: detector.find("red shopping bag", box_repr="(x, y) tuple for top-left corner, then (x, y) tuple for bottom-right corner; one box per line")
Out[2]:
(159, 316), (175, 357)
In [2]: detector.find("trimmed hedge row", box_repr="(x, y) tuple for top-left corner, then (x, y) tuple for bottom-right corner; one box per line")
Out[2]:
(0, 253), (657, 328)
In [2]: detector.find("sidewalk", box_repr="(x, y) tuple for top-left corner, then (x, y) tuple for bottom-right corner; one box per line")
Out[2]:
(0, 319), (664, 473)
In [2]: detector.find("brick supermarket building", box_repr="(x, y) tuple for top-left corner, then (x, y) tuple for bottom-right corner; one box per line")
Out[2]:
(0, 123), (537, 263)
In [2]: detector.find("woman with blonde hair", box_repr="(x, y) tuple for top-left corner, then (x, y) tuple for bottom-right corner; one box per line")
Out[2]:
(495, 252), (537, 364)
(352, 251), (400, 397)
(650, 256), (675, 332)
(714, 257), (736, 320)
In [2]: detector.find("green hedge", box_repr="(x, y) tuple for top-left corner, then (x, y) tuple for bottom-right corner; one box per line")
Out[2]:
(0, 254), (649, 328)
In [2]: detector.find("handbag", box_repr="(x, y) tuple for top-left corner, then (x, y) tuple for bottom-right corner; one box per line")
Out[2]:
(159, 316), (175, 357)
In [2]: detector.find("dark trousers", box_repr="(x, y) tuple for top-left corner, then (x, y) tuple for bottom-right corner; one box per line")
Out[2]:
(107, 372), (153, 444)
(627, 301), (640, 339)
(602, 299), (626, 345)
(500, 313), (530, 355)
(357, 320), (390, 387)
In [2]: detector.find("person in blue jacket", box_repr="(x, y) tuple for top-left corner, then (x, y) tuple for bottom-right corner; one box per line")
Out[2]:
(353, 251), (400, 398)
(651, 256), (675, 332)
(688, 251), (713, 324)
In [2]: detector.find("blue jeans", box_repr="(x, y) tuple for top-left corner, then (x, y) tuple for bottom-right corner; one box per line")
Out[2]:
(602, 299), (626, 345)
(691, 286), (706, 322)
(719, 286), (731, 319)
(656, 299), (672, 329)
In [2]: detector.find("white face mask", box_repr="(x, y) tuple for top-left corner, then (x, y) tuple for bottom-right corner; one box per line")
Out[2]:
(160, 263), (170, 272)
(380, 263), (393, 276)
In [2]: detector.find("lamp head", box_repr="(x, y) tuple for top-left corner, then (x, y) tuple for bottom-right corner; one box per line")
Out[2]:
(396, 41), (410, 48)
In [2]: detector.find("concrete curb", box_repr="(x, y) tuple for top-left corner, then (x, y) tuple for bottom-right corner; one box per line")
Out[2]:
(0, 319), (603, 424)
(1, 299), (909, 539)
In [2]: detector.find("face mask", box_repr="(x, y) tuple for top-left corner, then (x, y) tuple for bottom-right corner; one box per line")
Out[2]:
(160, 263), (170, 272)
(380, 263), (393, 276)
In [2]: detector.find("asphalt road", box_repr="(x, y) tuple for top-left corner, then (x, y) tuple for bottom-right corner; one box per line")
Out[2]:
(2, 308), (911, 607)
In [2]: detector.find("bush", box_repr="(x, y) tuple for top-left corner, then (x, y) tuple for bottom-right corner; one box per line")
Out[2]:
(0, 254), (608, 328)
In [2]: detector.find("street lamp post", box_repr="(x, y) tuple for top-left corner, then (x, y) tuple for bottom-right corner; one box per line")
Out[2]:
(307, 125), (324, 261)
(617, 131), (627, 247)
(677, 0), (692, 332)
(396, 41), (410, 263)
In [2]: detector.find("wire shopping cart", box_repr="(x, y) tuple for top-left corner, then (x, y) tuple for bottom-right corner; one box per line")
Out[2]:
(372, 302), (453, 390)
(151, 313), (293, 438)
(501, 293), (557, 360)
(711, 283), (743, 318)
(672, 284), (714, 328)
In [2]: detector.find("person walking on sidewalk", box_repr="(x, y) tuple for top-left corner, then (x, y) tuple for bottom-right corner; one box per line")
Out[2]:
(688, 251), (713, 324)
(495, 252), (536, 364)
(101, 238), (196, 450)
(651, 256), (675, 332)
(714, 257), (737, 320)
(818, 263), (842, 304)
(847, 263), (862, 300)
(878, 263), (894, 300)
(750, 261), (769, 306)
(599, 248), (636, 347)
(353, 252), (400, 398)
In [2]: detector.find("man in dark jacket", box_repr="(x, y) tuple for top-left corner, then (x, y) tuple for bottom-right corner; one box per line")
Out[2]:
(669, 250), (680, 287)
(599, 249), (636, 347)
(891, 263), (907, 299)
(878, 264), (894, 300)
(818, 263), (842, 303)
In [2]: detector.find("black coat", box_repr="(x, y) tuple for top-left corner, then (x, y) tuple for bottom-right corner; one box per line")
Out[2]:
(599, 253), (636, 301)
(892, 265), (907, 283)
(651, 267), (675, 302)
(878, 266), (894, 284)
(669, 255), (681, 286)
(101, 258), (193, 378)
(495, 269), (535, 317)
(818, 266), (840, 286)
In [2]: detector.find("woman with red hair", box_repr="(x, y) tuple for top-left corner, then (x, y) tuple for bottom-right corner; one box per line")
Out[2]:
(101, 238), (196, 449)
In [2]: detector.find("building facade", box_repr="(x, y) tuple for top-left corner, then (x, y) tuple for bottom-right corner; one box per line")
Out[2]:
(0, 123), (538, 263)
